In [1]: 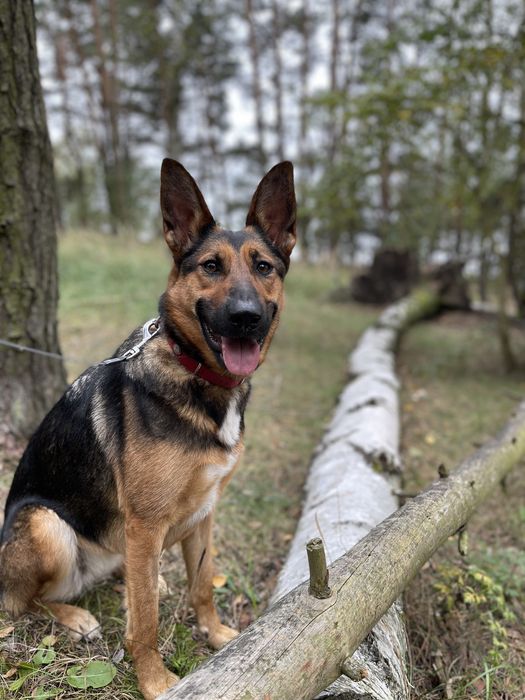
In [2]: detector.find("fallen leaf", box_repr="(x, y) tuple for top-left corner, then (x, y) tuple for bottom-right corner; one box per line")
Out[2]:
(66, 660), (117, 689)
(41, 635), (57, 647)
(212, 574), (227, 588)
(0, 626), (14, 638)
(3, 667), (17, 679)
(211, 545), (219, 556)
(282, 533), (293, 542)
(424, 433), (436, 445)
(9, 663), (37, 692)
(112, 648), (125, 664)
(232, 594), (244, 608)
(412, 388), (428, 402)
(33, 647), (56, 666)
(32, 687), (60, 699)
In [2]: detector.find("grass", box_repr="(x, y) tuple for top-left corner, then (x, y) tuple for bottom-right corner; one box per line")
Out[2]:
(0, 230), (375, 698)
(399, 310), (525, 699)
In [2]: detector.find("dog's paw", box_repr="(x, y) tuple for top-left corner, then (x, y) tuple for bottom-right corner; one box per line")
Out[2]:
(140, 668), (179, 700)
(203, 623), (239, 649)
(62, 608), (101, 642)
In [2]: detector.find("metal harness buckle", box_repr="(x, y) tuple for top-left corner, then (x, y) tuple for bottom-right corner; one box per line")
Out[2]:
(100, 318), (160, 366)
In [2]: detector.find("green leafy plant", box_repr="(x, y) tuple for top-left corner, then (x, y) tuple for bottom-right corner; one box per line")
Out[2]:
(8, 634), (58, 692)
(433, 562), (515, 666)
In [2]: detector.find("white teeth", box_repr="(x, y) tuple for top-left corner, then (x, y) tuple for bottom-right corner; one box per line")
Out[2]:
(205, 323), (221, 345)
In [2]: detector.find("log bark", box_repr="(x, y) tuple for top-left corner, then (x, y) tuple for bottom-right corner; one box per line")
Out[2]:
(0, 0), (66, 446)
(270, 293), (439, 700)
(161, 402), (525, 700)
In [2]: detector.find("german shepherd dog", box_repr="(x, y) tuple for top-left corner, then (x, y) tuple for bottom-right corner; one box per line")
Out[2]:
(0, 160), (296, 699)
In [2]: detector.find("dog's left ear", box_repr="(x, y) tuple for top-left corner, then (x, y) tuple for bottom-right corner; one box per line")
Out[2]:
(160, 158), (215, 259)
(246, 161), (297, 263)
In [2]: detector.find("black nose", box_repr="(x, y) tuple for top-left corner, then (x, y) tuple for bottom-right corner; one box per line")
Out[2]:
(229, 303), (262, 332)
(228, 292), (263, 333)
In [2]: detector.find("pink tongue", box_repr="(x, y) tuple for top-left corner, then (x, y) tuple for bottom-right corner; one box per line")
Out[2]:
(221, 337), (261, 376)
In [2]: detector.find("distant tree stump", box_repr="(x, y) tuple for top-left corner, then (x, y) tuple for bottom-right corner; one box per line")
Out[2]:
(351, 251), (471, 310)
(351, 249), (419, 304)
(429, 260), (471, 310)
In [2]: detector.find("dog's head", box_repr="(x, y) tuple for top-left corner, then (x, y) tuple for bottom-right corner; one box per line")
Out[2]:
(160, 159), (296, 378)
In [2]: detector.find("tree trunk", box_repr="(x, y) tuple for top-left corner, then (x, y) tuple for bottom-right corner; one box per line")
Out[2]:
(160, 400), (525, 700)
(326, 0), (341, 161)
(297, 0), (311, 164)
(270, 0), (285, 161)
(90, 0), (126, 235)
(507, 69), (525, 317)
(0, 0), (67, 446)
(244, 0), (266, 167)
(496, 256), (517, 373)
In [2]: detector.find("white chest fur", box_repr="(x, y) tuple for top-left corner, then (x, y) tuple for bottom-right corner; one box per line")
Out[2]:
(217, 397), (241, 448)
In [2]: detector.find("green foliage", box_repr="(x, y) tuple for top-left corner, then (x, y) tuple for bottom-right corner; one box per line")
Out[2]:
(471, 547), (525, 602)
(433, 562), (515, 666)
(304, 0), (525, 291)
(168, 625), (205, 677)
(7, 635), (59, 693)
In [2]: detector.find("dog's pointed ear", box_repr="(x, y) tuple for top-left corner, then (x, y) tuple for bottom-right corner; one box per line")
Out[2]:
(160, 159), (215, 258)
(245, 161), (297, 263)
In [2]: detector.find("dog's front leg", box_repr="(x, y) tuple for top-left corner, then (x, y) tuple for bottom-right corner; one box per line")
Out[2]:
(181, 513), (239, 649)
(125, 517), (179, 700)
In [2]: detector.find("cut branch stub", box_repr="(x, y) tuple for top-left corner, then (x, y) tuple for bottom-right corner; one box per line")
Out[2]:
(457, 525), (468, 557)
(306, 538), (331, 599)
(341, 656), (368, 682)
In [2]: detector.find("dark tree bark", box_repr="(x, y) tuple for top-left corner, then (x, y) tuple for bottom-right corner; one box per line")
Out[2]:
(507, 74), (525, 317)
(0, 0), (66, 446)
(244, 0), (266, 167)
(270, 0), (285, 162)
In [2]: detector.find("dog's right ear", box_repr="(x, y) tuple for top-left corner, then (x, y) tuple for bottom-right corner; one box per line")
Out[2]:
(160, 159), (215, 259)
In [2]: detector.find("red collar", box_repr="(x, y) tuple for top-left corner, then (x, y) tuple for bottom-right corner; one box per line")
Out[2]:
(166, 337), (244, 389)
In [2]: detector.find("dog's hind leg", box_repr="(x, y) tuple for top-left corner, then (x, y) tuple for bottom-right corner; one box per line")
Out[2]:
(0, 506), (100, 640)
(181, 514), (238, 649)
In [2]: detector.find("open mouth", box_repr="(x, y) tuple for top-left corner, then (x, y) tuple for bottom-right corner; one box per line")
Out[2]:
(201, 320), (262, 377)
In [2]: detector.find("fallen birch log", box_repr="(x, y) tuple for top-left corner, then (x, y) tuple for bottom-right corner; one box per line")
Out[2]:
(161, 402), (525, 700)
(270, 292), (440, 699)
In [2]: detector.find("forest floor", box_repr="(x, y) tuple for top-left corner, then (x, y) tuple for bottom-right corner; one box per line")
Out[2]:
(399, 312), (525, 699)
(0, 232), (524, 699)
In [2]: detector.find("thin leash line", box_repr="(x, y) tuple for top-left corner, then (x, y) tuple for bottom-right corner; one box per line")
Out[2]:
(0, 338), (68, 361)
(0, 338), (101, 365)
(0, 318), (161, 367)
(0, 337), (341, 416)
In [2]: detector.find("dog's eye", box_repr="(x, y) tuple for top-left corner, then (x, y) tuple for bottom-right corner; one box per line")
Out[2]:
(202, 260), (220, 274)
(256, 261), (273, 275)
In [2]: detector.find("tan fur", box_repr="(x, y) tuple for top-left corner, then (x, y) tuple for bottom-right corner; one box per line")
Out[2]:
(163, 234), (285, 377)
